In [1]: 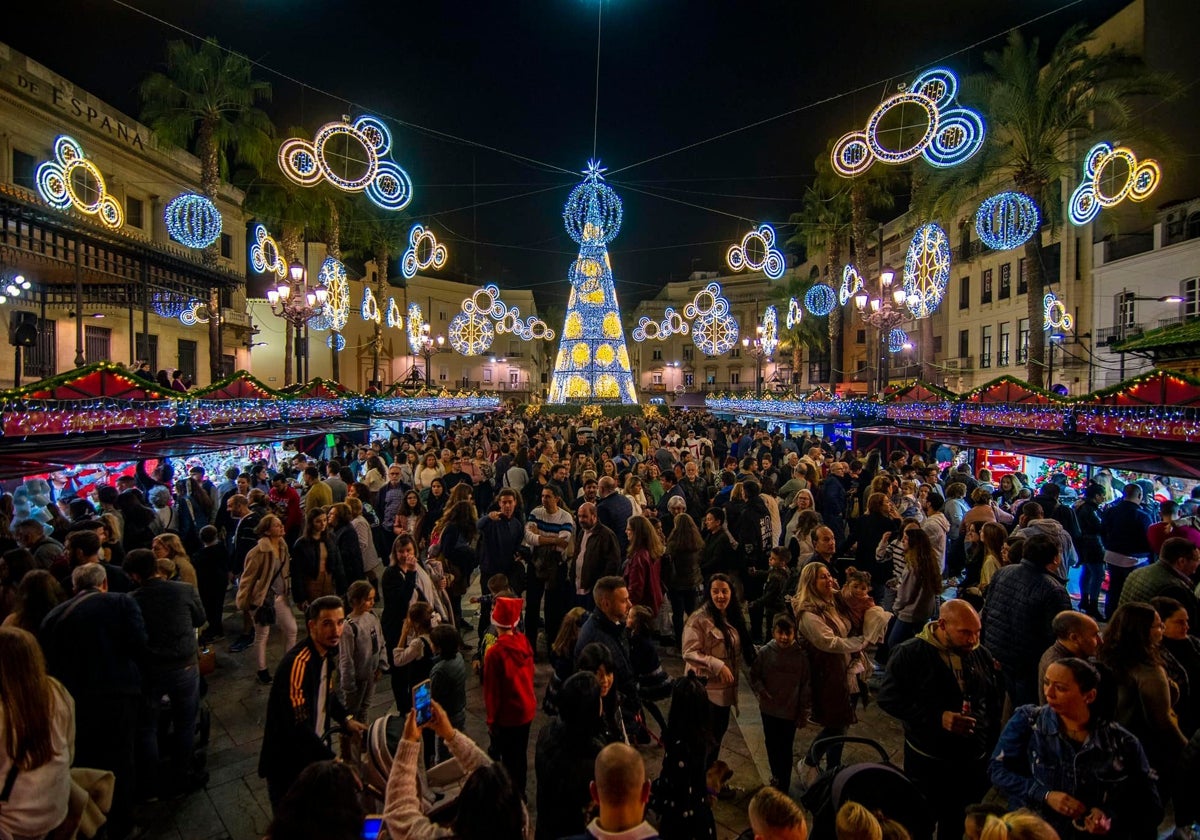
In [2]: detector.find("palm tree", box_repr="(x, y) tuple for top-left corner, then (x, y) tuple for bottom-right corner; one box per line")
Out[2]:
(344, 200), (410, 388)
(140, 38), (273, 383)
(915, 25), (1178, 387)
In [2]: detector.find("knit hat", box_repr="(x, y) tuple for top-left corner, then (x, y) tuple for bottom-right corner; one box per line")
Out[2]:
(491, 596), (524, 629)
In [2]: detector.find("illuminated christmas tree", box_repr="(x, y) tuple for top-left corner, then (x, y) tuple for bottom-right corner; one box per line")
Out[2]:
(548, 161), (638, 405)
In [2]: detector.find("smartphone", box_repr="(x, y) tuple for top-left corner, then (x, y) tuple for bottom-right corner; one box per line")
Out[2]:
(362, 816), (383, 840)
(413, 679), (433, 726)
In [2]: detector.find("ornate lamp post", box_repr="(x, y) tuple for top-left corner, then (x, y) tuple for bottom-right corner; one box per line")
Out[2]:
(266, 260), (328, 384)
(854, 265), (909, 394)
(742, 325), (771, 398)
(417, 332), (445, 389)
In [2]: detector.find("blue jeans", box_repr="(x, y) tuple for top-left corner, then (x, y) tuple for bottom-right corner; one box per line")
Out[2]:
(138, 664), (200, 792)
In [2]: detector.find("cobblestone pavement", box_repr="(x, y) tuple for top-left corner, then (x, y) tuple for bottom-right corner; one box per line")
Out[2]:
(137, 594), (906, 840)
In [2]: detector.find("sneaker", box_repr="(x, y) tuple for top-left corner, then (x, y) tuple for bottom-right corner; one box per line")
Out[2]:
(230, 635), (253, 653)
(256, 669), (273, 685)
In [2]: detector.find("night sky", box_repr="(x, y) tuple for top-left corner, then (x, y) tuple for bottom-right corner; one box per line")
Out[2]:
(8, 0), (1131, 307)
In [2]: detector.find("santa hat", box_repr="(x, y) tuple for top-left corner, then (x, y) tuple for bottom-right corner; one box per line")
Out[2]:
(491, 596), (524, 630)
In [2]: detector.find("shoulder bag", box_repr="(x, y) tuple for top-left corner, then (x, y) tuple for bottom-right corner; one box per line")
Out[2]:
(254, 561), (284, 626)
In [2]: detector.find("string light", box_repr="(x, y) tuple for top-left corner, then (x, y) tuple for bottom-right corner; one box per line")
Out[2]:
(401, 224), (449, 279)
(1044, 293), (1074, 331)
(164, 193), (222, 249)
(804, 284), (836, 317)
(832, 68), (985, 177)
(760, 306), (779, 356)
(902, 223), (951, 318)
(888, 328), (909, 353)
(975, 192), (1039, 250)
(839, 265), (864, 306)
(36, 135), (123, 229)
(727, 224), (785, 280)
(549, 160), (637, 404)
(386, 297), (403, 329)
(152, 291), (188, 319)
(361, 287), (380, 323)
(786, 297), (803, 329)
(633, 307), (689, 342)
(250, 225), (287, 278)
(308, 257), (350, 332)
(1069, 142), (1160, 226)
(180, 299), (209, 326)
(278, 115), (413, 211)
(448, 312), (495, 356)
(407, 303), (426, 353)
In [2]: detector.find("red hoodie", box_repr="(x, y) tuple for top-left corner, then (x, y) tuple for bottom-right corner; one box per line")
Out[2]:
(483, 632), (536, 727)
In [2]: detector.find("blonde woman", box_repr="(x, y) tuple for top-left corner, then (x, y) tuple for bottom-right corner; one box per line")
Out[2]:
(415, 452), (442, 492)
(235, 514), (296, 685)
(151, 532), (198, 588)
(622, 474), (647, 518)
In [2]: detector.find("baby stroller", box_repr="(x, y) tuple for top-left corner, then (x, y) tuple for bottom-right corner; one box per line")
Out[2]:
(360, 712), (467, 823)
(800, 736), (933, 840)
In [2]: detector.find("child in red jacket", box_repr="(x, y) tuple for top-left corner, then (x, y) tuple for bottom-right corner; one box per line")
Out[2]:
(482, 595), (536, 799)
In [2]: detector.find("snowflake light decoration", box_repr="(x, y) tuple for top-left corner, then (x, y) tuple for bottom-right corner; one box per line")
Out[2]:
(164, 193), (222, 249)
(308, 257), (350, 332)
(786, 297), (803, 329)
(1044, 293), (1074, 332)
(1068, 142), (1161, 226)
(759, 306), (779, 356)
(975, 192), (1039, 251)
(250, 225), (287, 279)
(727, 224), (785, 279)
(361, 287), (380, 323)
(448, 311), (495, 355)
(685, 283), (739, 356)
(278, 115), (413, 211)
(633, 307), (689, 342)
(832, 68), (985, 177)
(804, 284), (837, 317)
(888, 328), (909, 354)
(839, 264), (864, 306)
(563, 160), (622, 246)
(36, 135), (123, 228)
(401, 224), (449, 279)
(407, 303), (426, 353)
(902, 223), (951, 318)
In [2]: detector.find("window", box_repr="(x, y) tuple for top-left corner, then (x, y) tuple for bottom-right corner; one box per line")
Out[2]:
(439, 366), (448, 381)
(12, 149), (36, 191)
(981, 326), (993, 369)
(808, 350), (831, 384)
(23, 317), (55, 378)
(483, 368), (493, 383)
(857, 359), (867, 372)
(959, 276), (970, 309)
(682, 346), (693, 361)
(125, 196), (144, 229)
(84, 325), (111, 363)
(651, 348), (662, 361)
(933, 336), (943, 354)
(509, 369), (519, 385)
(981, 269), (993, 304)
(683, 372), (694, 387)
(220, 233), (233, 259)
(1116, 291), (1137, 329)
(1018, 259), (1029, 295)
(651, 372), (663, 385)
(730, 371), (740, 385)
(999, 263), (1012, 299)
(729, 347), (741, 359)
(856, 329), (866, 345)
(1184, 277), (1200, 318)
(1017, 318), (1030, 363)
(438, 310), (447, 322)
(177, 339), (197, 383)
(136, 333), (158, 371)
(221, 354), (235, 379)
(958, 329), (970, 360)
(999, 323), (1011, 367)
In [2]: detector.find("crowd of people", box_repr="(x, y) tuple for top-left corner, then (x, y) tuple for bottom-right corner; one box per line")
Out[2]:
(2, 405), (1199, 840)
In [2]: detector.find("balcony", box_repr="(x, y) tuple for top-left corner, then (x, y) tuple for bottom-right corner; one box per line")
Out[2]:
(997, 352), (1010, 367)
(979, 353), (992, 369)
(1096, 324), (1144, 346)
(944, 356), (974, 372)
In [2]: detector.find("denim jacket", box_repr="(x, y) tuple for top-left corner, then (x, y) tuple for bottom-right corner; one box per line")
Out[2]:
(989, 704), (1160, 838)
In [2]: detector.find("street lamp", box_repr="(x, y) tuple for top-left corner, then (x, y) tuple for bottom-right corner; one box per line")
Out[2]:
(742, 325), (771, 398)
(417, 333), (445, 388)
(854, 265), (909, 393)
(267, 260), (328, 384)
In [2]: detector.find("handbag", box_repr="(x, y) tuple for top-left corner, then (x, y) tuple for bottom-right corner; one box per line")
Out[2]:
(198, 644), (216, 676)
(254, 562), (284, 626)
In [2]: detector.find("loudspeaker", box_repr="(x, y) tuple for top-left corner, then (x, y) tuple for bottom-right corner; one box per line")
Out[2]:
(9, 311), (37, 348)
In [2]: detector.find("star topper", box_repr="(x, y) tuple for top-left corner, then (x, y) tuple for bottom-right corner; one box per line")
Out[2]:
(582, 159), (608, 182)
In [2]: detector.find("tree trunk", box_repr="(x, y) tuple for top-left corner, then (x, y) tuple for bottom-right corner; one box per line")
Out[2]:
(826, 240), (844, 389)
(1019, 181), (1048, 389)
(372, 246), (389, 388)
(197, 121), (223, 385)
(326, 200), (342, 383)
(792, 338), (802, 391)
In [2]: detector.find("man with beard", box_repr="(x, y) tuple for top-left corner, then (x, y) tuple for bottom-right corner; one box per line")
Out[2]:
(878, 599), (1002, 840)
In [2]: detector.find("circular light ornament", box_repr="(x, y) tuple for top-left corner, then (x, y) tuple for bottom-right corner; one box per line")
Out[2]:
(361, 287), (380, 324)
(164, 194), (222, 249)
(36, 135), (123, 229)
(759, 306), (779, 356)
(401, 224), (448, 279)
(180, 300), (210, 326)
(564, 160), (623, 245)
(448, 312), (495, 356)
(327, 333), (347, 351)
(804, 284), (837, 317)
(633, 307), (689, 342)
(386, 297), (403, 329)
(888, 328), (909, 354)
(727, 224), (786, 279)
(278, 115), (413, 211)
(786, 297), (803, 329)
(832, 67), (985, 177)
(308, 257), (350, 331)
(250, 225), (287, 278)
(1044, 293), (1074, 332)
(839, 264), (864, 306)
(975, 192), (1039, 250)
(902, 223), (951, 318)
(691, 314), (739, 357)
(1068, 142), (1161, 226)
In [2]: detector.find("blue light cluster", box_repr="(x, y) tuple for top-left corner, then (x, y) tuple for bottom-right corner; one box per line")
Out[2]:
(164, 193), (222, 249)
(804, 284), (836, 317)
(888, 328), (909, 353)
(401, 224), (449, 279)
(563, 160), (623, 246)
(903, 223), (951, 318)
(975, 192), (1039, 251)
(152, 291), (188, 319)
(727, 224), (785, 279)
